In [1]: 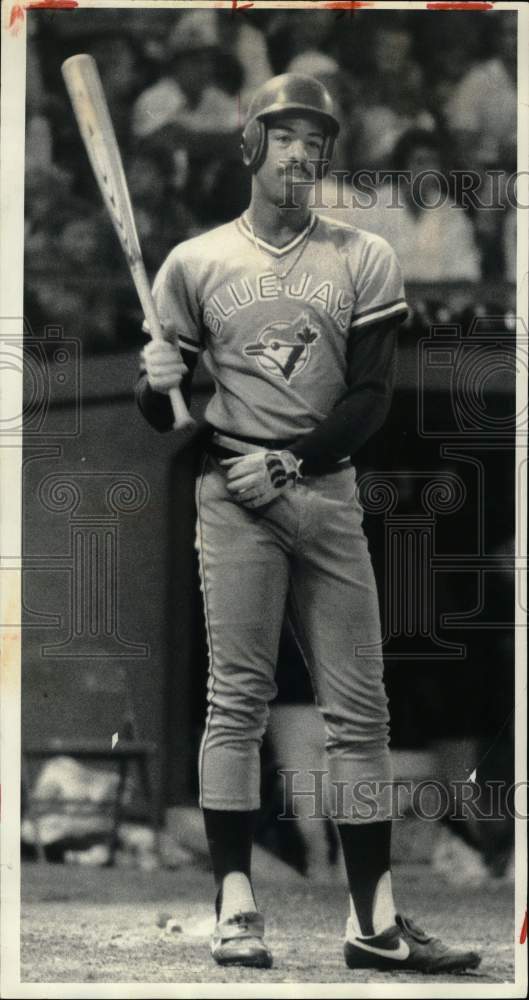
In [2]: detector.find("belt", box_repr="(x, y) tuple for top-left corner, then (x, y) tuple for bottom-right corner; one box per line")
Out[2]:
(207, 431), (352, 477)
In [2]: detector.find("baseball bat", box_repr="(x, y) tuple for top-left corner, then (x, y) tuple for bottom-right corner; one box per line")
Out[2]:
(61, 53), (196, 439)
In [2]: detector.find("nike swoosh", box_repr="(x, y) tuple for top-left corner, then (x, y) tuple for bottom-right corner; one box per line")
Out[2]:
(350, 938), (411, 961)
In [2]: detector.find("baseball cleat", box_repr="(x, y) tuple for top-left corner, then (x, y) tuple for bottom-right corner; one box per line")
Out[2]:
(344, 914), (481, 974)
(211, 910), (273, 968)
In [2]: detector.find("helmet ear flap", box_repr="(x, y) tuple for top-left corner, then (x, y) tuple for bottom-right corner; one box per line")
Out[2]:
(241, 118), (267, 171)
(242, 116), (336, 176)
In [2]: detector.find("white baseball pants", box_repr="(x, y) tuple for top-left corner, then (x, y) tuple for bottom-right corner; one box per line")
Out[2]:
(195, 455), (393, 822)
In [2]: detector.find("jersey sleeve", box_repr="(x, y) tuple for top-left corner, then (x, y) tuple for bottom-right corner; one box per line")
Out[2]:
(148, 247), (204, 354)
(350, 235), (408, 331)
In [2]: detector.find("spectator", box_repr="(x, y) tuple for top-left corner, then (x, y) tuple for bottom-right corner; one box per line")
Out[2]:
(410, 12), (483, 123)
(356, 21), (435, 166)
(130, 8), (272, 115)
(445, 14), (516, 166)
(132, 11), (239, 140)
(265, 10), (338, 75)
(126, 149), (198, 271)
(26, 31), (53, 172)
(288, 51), (339, 78)
(26, 212), (119, 349)
(58, 216), (108, 268)
(213, 10), (273, 111)
(86, 33), (145, 153)
(133, 13), (250, 226)
(284, 11), (340, 77)
(25, 163), (91, 263)
(322, 128), (481, 282)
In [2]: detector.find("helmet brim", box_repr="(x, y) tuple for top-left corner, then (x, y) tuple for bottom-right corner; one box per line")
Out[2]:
(253, 103), (340, 138)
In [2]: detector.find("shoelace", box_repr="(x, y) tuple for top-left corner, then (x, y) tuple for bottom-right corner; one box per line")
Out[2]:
(397, 915), (439, 945)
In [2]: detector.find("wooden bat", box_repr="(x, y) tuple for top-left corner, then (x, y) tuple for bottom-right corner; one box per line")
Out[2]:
(61, 53), (196, 438)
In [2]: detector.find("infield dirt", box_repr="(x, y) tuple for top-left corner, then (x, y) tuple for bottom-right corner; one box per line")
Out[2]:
(19, 858), (515, 985)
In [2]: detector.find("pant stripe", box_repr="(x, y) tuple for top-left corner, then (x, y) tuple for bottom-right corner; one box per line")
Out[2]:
(196, 455), (216, 808)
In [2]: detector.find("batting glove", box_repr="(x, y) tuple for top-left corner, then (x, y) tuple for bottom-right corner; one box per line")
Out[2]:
(221, 450), (303, 509)
(141, 339), (188, 394)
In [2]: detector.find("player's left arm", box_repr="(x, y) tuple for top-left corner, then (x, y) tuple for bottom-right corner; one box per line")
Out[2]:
(289, 235), (408, 472)
(288, 314), (402, 471)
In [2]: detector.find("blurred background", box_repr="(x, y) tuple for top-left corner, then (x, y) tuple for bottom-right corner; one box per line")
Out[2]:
(22, 6), (518, 881)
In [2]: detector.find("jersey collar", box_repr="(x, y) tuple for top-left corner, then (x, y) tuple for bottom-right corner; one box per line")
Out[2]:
(237, 213), (317, 257)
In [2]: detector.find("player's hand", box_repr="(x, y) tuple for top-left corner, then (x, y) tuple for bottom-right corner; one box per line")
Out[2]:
(141, 339), (188, 394)
(221, 451), (302, 509)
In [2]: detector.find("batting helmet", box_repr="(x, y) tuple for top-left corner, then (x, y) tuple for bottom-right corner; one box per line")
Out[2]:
(241, 73), (340, 176)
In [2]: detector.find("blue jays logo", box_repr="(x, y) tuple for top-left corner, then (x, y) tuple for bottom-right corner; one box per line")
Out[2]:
(244, 313), (320, 383)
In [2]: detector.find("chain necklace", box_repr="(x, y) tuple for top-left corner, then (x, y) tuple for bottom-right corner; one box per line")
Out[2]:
(243, 212), (314, 287)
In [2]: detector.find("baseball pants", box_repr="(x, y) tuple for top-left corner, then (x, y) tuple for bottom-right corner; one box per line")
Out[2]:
(195, 454), (393, 822)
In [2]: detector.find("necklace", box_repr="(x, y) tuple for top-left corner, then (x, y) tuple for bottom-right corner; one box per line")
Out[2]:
(243, 213), (314, 287)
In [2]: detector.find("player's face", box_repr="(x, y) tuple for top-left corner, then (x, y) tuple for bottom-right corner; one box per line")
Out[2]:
(257, 115), (325, 207)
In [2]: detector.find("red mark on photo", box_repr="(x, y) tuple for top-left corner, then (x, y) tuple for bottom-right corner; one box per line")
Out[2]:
(9, 0), (78, 25)
(231, 0), (254, 11)
(520, 910), (528, 946)
(8, 4), (25, 30)
(26, 0), (78, 8)
(426, 2), (493, 10)
(323, 2), (374, 9)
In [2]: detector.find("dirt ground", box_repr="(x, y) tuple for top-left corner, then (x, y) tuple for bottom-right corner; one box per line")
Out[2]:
(20, 859), (514, 986)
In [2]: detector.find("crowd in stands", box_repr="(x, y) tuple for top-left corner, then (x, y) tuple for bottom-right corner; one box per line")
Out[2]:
(25, 8), (517, 350)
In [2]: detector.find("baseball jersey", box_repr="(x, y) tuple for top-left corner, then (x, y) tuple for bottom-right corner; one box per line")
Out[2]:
(151, 213), (408, 444)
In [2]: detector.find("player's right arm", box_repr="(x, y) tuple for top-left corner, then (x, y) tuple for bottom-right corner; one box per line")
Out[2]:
(136, 341), (198, 432)
(135, 246), (203, 432)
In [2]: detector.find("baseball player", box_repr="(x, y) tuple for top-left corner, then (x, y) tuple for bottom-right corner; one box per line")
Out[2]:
(136, 74), (481, 974)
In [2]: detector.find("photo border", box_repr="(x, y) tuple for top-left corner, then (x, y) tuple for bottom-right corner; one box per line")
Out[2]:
(1, 2), (527, 997)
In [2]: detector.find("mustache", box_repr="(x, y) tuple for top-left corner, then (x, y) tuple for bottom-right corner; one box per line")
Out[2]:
(279, 163), (313, 180)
